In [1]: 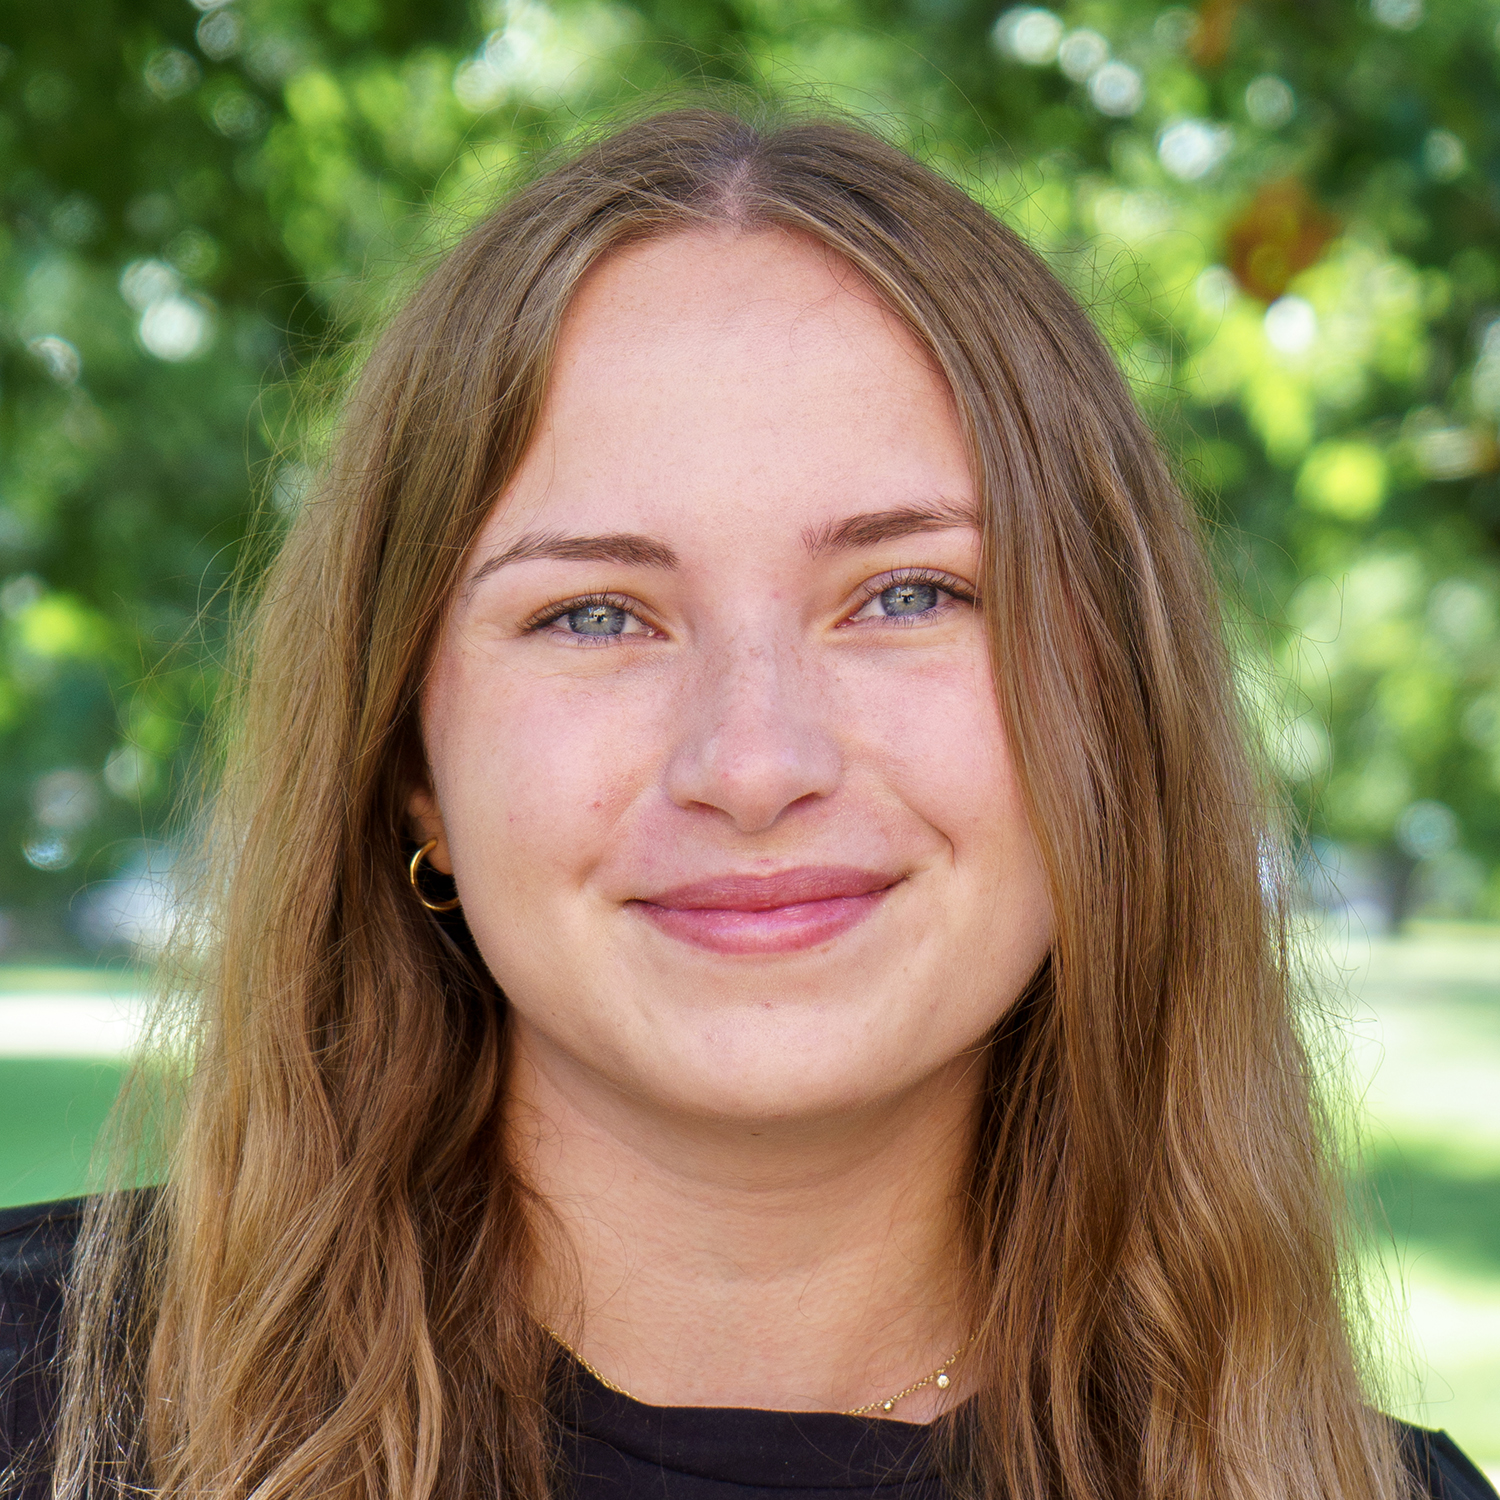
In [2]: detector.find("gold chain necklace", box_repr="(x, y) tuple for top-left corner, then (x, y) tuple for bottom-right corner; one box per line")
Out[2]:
(541, 1325), (971, 1418)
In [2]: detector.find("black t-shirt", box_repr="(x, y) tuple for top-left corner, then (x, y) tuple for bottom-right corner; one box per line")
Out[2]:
(3, 1199), (1495, 1500)
(561, 1362), (944, 1500)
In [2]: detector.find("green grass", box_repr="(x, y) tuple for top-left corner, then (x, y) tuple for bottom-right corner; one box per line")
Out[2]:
(1319, 924), (1500, 1472)
(1366, 1144), (1500, 1277)
(1360, 1136), (1500, 1467)
(0, 964), (145, 994)
(0, 1057), (128, 1207)
(2, 942), (1497, 1476)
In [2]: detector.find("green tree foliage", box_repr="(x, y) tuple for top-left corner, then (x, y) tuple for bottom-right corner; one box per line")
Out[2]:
(3, 0), (1499, 952)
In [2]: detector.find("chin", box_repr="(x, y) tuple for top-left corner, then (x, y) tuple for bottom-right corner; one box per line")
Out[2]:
(626, 1003), (970, 1126)
(644, 1067), (900, 1128)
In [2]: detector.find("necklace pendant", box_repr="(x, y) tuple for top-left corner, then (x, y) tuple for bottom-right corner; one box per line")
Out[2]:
(881, 1399), (895, 1412)
(935, 1372), (950, 1389)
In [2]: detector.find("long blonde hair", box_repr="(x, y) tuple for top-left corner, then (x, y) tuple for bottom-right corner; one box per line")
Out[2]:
(48, 105), (1403, 1500)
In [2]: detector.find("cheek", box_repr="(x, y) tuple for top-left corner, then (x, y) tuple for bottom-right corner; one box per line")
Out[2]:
(844, 646), (1025, 855)
(422, 642), (664, 882)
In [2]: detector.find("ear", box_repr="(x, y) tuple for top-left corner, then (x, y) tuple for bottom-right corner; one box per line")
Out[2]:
(406, 784), (453, 875)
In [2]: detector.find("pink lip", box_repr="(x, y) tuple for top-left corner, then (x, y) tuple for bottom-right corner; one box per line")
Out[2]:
(631, 866), (900, 955)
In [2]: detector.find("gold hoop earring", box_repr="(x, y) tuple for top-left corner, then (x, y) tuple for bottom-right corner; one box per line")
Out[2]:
(408, 839), (461, 912)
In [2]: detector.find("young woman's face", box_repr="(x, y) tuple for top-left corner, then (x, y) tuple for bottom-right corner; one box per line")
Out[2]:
(414, 228), (1052, 1124)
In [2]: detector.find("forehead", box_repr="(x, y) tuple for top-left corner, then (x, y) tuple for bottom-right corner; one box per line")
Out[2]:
(485, 226), (973, 544)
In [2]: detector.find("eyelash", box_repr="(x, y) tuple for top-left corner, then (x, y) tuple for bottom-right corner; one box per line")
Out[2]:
(523, 570), (979, 641)
(523, 592), (654, 639)
(846, 568), (979, 624)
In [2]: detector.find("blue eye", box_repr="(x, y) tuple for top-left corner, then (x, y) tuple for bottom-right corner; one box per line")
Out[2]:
(876, 581), (940, 616)
(847, 572), (973, 627)
(565, 603), (630, 635)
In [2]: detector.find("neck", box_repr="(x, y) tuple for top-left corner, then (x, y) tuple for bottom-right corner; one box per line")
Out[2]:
(506, 1018), (984, 1422)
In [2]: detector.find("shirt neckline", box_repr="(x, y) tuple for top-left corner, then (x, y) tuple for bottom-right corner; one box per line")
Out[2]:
(559, 1358), (948, 1489)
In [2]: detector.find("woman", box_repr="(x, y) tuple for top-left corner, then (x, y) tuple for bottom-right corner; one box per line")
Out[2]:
(1, 107), (1493, 1500)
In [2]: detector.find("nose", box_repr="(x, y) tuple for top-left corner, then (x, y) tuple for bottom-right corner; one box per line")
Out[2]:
(662, 631), (843, 834)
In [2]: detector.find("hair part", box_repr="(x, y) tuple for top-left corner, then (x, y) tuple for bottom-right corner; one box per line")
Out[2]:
(45, 101), (1405, 1500)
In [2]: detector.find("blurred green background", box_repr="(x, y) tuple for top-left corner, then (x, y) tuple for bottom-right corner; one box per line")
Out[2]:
(1, 0), (1497, 1477)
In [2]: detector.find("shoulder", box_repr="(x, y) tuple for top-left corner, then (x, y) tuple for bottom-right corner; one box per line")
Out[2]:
(0, 1198), (88, 1474)
(0, 1196), (87, 1344)
(1394, 1419), (1499, 1500)
(0, 1198), (88, 1292)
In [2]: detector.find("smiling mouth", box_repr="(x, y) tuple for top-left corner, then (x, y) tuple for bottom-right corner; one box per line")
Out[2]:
(629, 866), (901, 956)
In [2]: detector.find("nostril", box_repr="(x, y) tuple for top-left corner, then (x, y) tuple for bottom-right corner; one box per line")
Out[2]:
(662, 719), (842, 833)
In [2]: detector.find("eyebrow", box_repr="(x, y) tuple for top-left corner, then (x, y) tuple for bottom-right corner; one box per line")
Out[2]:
(801, 502), (980, 555)
(465, 502), (980, 595)
(466, 531), (680, 595)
